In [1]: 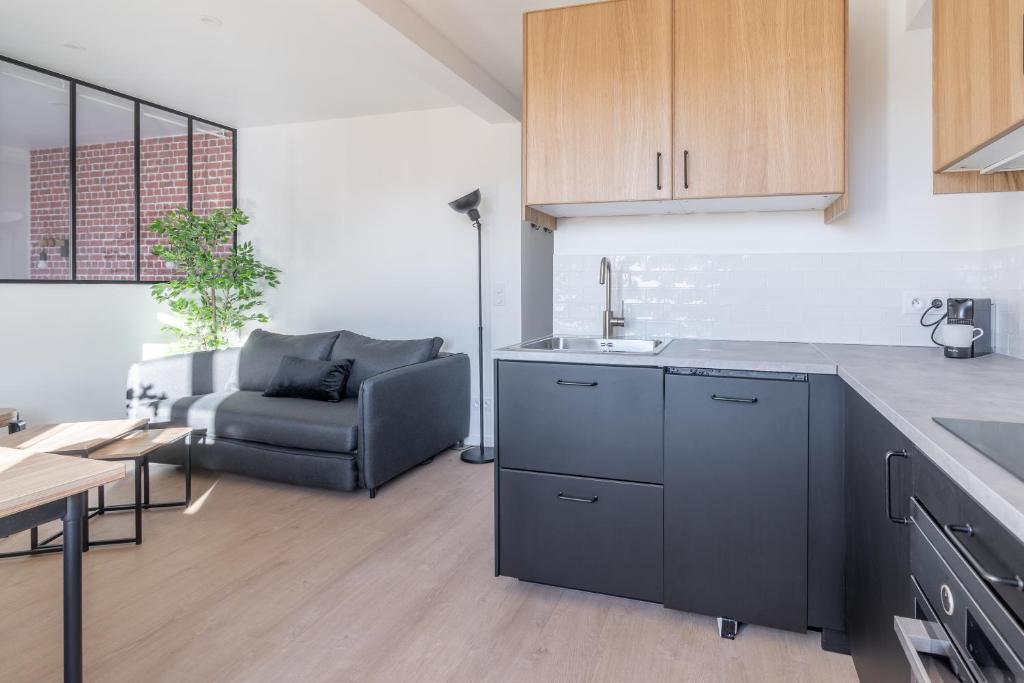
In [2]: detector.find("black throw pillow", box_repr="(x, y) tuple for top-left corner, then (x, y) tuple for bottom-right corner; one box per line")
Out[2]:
(263, 356), (353, 402)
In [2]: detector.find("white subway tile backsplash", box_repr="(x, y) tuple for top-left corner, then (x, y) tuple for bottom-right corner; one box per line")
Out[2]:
(553, 247), (1024, 359)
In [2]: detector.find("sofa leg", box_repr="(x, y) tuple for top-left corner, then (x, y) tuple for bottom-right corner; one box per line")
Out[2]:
(455, 440), (465, 449)
(369, 487), (378, 499)
(421, 456), (434, 466)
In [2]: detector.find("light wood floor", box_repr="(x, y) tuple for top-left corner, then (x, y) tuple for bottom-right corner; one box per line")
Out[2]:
(0, 451), (858, 682)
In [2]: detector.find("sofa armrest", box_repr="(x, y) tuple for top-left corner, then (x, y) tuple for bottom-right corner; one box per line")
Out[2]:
(357, 353), (470, 490)
(127, 348), (240, 422)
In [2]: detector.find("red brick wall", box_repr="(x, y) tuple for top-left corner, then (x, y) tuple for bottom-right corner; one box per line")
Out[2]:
(29, 148), (72, 279)
(139, 135), (189, 280)
(29, 130), (233, 281)
(75, 140), (137, 280)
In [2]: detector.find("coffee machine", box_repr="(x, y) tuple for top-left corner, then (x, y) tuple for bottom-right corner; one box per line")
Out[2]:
(944, 298), (993, 359)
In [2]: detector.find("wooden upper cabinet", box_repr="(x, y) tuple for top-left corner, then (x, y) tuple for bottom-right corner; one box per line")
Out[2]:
(934, 0), (1024, 172)
(673, 0), (846, 199)
(523, 0), (673, 206)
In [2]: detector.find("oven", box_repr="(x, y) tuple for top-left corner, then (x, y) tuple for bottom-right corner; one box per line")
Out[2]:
(897, 497), (1024, 682)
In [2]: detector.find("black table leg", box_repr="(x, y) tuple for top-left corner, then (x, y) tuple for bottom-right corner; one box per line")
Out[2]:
(185, 436), (193, 506)
(63, 493), (85, 683)
(143, 460), (150, 507)
(135, 460), (143, 545)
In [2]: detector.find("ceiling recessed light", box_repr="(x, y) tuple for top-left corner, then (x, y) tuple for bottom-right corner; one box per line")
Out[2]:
(200, 15), (223, 27)
(62, 43), (86, 51)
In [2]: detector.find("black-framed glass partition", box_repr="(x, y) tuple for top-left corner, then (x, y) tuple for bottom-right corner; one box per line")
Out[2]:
(0, 56), (237, 283)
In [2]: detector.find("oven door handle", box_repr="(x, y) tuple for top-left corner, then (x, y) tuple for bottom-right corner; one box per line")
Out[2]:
(943, 523), (1024, 591)
(894, 617), (969, 683)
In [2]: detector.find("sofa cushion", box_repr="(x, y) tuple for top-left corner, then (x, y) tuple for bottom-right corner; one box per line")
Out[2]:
(238, 329), (340, 392)
(330, 331), (443, 397)
(263, 356), (353, 402)
(187, 391), (359, 453)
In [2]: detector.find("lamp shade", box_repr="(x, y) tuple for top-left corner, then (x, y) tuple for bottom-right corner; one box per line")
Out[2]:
(449, 189), (482, 224)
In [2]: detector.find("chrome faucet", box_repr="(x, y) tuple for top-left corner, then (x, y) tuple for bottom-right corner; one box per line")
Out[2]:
(599, 257), (625, 339)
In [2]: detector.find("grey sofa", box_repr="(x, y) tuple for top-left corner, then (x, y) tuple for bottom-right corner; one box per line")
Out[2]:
(126, 330), (470, 497)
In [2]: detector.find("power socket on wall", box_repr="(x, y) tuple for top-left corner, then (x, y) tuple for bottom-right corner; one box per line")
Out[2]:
(472, 399), (493, 412)
(903, 292), (949, 315)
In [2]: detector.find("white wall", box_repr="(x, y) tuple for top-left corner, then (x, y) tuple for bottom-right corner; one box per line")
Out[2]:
(554, 0), (1024, 256)
(238, 107), (523, 446)
(0, 285), (167, 423)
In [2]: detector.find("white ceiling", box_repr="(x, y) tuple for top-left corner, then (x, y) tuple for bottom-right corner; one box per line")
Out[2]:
(0, 0), (589, 130)
(0, 0), (456, 129)
(403, 0), (596, 95)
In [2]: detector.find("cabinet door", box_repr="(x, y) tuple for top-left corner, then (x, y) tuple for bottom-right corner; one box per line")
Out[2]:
(673, 0), (846, 198)
(523, 0), (673, 205)
(934, 0), (1024, 171)
(664, 374), (808, 632)
(844, 387), (913, 683)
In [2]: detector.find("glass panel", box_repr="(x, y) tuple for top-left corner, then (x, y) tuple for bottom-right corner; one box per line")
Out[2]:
(75, 86), (136, 280)
(139, 106), (188, 281)
(0, 61), (71, 280)
(192, 123), (234, 216)
(192, 123), (234, 261)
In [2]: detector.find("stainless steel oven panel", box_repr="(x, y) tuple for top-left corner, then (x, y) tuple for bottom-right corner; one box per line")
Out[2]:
(895, 613), (972, 683)
(896, 576), (975, 682)
(911, 497), (1024, 681)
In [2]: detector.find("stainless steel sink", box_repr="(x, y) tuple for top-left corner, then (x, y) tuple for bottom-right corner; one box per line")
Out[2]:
(515, 336), (667, 355)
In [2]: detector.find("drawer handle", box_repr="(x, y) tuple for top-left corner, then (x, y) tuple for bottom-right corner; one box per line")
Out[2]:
(557, 492), (598, 504)
(710, 394), (757, 404)
(556, 380), (598, 387)
(943, 523), (1024, 591)
(885, 449), (911, 525)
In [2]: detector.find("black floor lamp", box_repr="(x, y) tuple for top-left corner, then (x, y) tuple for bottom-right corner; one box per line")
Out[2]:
(449, 189), (494, 464)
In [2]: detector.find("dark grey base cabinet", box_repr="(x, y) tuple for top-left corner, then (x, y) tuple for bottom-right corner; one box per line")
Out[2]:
(495, 360), (845, 644)
(843, 387), (914, 683)
(664, 372), (809, 632)
(499, 469), (663, 602)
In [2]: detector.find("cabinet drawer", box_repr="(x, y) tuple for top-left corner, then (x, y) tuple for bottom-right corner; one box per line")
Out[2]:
(497, 361), (663, 483)
(498, 469), (663, 602)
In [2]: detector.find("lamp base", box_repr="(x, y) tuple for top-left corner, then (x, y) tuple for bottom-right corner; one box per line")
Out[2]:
(460, 445), (494, 464)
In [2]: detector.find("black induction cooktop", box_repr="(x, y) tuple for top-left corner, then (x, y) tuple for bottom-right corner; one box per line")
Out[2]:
(934, 417), (1024, 482)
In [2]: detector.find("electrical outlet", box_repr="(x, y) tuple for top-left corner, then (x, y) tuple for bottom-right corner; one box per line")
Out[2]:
(494, 283), (506, 307)
(903, 292), (948, 315)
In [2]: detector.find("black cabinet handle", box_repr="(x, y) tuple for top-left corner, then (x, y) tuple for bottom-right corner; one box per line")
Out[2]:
(656, 152), (663, 190)
(710, 394), (757, 404)
(557, 492), (598, 504)
(683, 149), (690, 190)
(944, 523), (1024, 590)
(556, 380), (598, 387)
(885, 449), (910, 525)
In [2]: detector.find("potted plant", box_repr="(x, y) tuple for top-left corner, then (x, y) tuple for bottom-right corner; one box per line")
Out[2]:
(149, 208), (280, 352)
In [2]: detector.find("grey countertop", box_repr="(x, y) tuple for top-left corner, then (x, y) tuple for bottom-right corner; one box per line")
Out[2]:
(494, 338), (838, 375)
(494, 337), (1024, 542)
(816, 344), (1024, 543)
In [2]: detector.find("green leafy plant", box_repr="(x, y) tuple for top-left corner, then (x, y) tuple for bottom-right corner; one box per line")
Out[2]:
(149, 208), (280, 352)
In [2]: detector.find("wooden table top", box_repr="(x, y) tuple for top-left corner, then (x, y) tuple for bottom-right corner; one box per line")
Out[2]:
(90, 428), (192, 461)
(0, 408), (17, 425)
(0, 419), (147, 456)
(0, 447), (125, 519)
